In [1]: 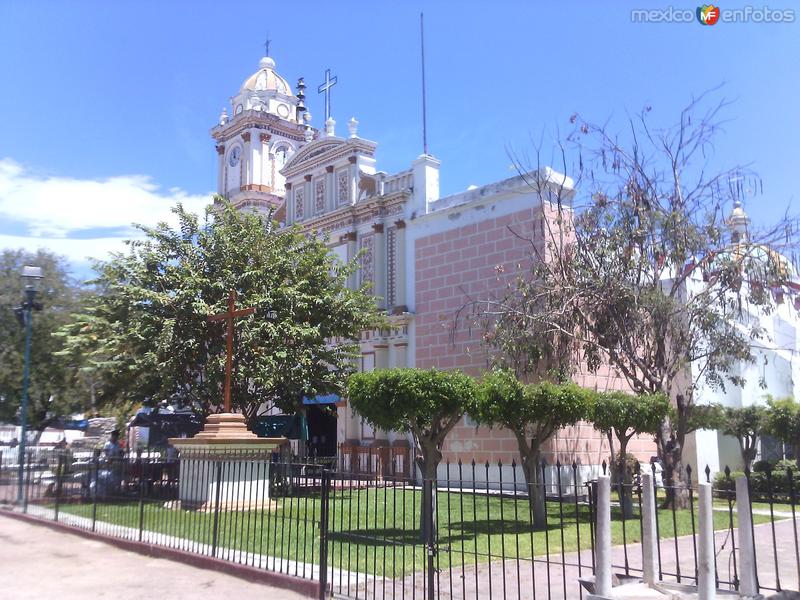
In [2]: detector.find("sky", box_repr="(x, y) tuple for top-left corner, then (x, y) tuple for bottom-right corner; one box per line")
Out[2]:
(1, 1), (798, 279)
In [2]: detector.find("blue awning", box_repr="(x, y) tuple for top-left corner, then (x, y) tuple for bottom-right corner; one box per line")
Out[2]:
(302, 393), (340, 406)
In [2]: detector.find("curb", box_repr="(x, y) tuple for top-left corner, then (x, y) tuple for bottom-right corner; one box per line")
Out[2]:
(0, 508), (320, 598)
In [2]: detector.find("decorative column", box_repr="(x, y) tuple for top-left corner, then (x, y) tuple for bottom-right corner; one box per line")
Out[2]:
(216, 144), (225, 195)
(344, 231), (358, 289)
(241, 132), (252, 190)
(259, 133), (271, 190)
(304, 174), (312, 221)
(348, 156), (358, 205)
(640, 471), (659, 586)
(697, 482), (715, 600)
(736, 476), (761, 600)
(372, 223), (386, 308)
(393, 220), (407, 313)
(394, 342), (408, 368)
(372, 341), (391, 472)
(285, 182), (293, 223)
(325, 165), (334, 212)
(589, 475), (612, 599)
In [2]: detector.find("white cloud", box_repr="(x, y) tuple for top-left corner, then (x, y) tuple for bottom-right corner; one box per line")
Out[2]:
(0, 158), (212, 266)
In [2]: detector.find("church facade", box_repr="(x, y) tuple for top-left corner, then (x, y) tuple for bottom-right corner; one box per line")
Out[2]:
(209, 52), (641, 482)
(211, 52), (800, 482)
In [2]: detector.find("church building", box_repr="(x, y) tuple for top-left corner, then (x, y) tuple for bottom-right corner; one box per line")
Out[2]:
(209, 50), (637, 483)
(208, 50), (799, 483)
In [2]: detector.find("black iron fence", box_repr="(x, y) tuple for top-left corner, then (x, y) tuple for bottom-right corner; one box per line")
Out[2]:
(1, 449), (797, 600)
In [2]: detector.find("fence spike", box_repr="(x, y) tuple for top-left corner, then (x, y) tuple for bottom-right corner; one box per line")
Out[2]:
(471, 459), (476, 467)
(556, 459), (562, 469)
(458, 458), (462, 467)
(497, 459), (503, 469)
(572, 460), (578, 470)
(511, 458), (517, 469)
(602, 459), (607, 475)
(686, 463), (692, 484)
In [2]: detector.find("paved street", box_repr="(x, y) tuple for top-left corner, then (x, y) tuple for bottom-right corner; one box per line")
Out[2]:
(0, 514), (309, 600)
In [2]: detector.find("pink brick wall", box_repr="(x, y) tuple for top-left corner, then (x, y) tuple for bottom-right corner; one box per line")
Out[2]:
(414, 204), (657, 466)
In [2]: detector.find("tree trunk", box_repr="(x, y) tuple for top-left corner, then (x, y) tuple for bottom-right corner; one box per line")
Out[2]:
(616, 438), (634, 519)
(739, 437), (757, 470)
(658, 420), (689, 509)
(417, 444), (440, 544)
(518, 444), (546, 529)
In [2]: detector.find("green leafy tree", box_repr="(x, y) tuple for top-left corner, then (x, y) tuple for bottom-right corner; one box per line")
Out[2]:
(471, 369), (594, 527)
(718, 405), (764, 469)
(0, 249), (89, 432)
(591, 391), (671, 516)
(56, 200), (381, 424)
(347, 368), (478, 540)
(765, 397), (800, 463)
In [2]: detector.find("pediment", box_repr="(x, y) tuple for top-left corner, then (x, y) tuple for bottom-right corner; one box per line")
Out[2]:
(282, 138), (346, 175)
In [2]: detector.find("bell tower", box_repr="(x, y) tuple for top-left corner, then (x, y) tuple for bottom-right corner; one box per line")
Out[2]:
(211, 52), (314, 215)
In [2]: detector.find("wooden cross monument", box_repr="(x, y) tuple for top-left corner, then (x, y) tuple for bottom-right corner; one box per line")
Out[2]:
(208, 290), (255, 413)
(169, 289), (285, 512)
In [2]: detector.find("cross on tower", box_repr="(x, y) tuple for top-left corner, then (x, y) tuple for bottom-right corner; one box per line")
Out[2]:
(208, 290), (256, 413)
(317, 68), (338, 121)
(264, 33), (271, 57)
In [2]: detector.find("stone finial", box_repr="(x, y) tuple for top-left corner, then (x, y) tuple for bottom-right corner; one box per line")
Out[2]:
(325, 117), (336, 137)
(219, 107), (229, 125)
(348, 117), (359, 138)
(728, 199), (751, 243)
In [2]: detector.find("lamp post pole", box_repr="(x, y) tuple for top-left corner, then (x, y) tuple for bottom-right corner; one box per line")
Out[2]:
(15, 265), (43, 505)
(17, 290), (34, 504)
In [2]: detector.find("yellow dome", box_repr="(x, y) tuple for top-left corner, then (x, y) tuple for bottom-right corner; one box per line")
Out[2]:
(240, 56), (291, 95)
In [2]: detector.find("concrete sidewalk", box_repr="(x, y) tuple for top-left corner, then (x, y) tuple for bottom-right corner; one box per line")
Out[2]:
(0, 514), (309, 600)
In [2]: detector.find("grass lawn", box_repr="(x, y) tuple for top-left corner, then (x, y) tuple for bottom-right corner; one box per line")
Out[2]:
(56, 485), (774, 577)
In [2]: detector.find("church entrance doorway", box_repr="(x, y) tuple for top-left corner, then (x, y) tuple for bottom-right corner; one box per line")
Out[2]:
(306, 404), (337, 457)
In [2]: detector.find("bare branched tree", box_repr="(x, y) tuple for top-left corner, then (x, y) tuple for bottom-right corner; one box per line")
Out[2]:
(458, 91), (800, 507)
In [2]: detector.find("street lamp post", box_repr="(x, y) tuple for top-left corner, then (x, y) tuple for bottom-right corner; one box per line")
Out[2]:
(15, 265), (43, 504)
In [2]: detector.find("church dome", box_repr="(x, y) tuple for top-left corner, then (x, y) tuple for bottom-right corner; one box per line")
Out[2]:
(240, 56), (292, 95)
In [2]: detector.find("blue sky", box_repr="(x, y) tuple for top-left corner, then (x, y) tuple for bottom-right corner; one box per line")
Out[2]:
(1, 1), (798, 276)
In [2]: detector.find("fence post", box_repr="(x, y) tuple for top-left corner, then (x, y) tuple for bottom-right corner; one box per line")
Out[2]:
(137, 451), (145, 542)
(54, 452), (64, 522)
(91, 451), (99, 532)
(641, 471), (658, 586)
(318, 470), (330, 600)
(735, 476), (759, 599)
(425, 474), (436, 600)
(697, 482), (715, 600)
(591, 475), (612, 598)
(23, 451), (33, 513)
(211, 461), (223, 558)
